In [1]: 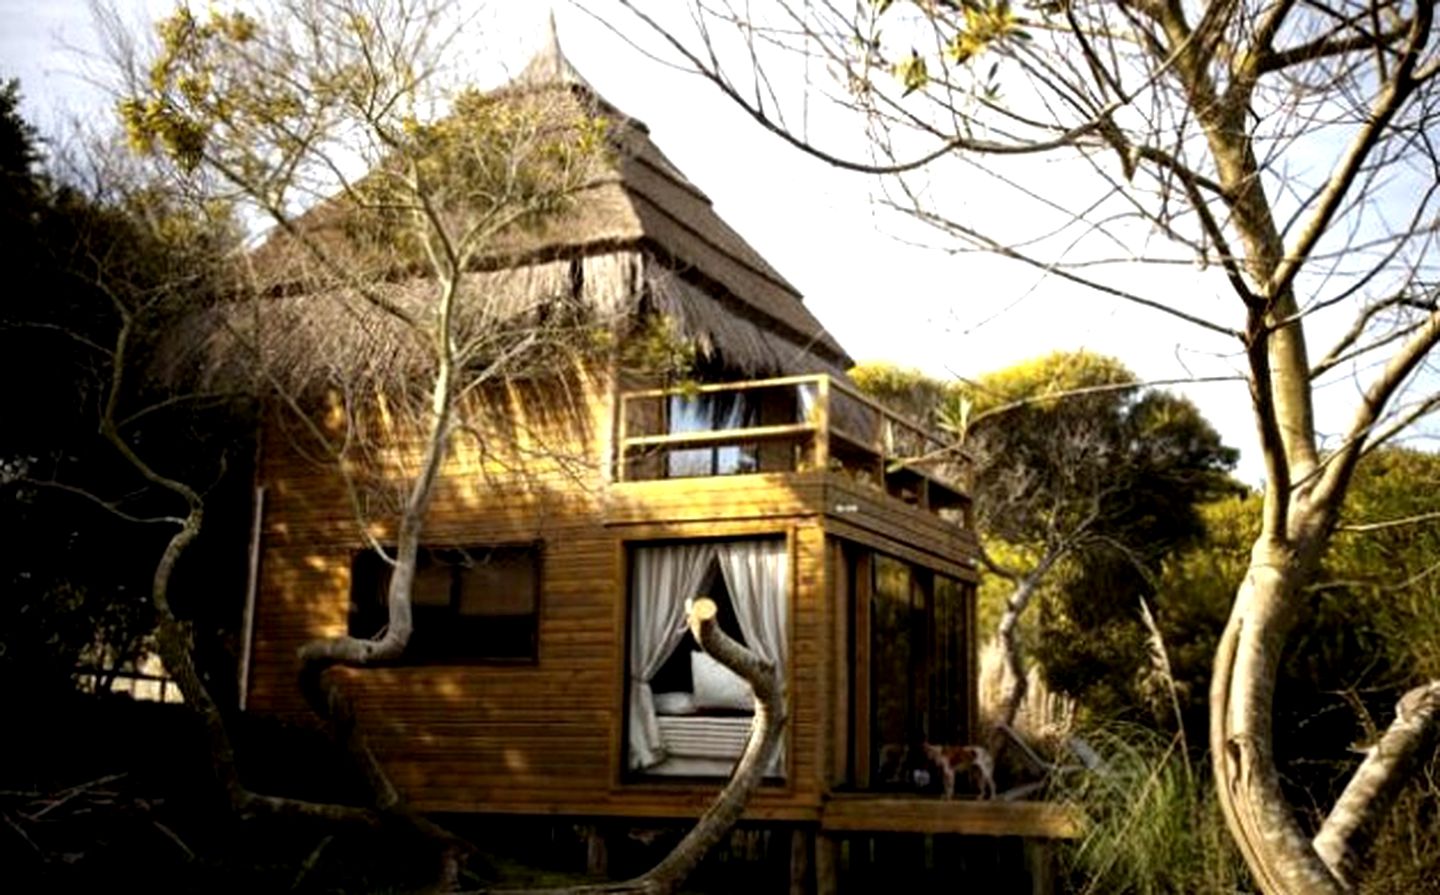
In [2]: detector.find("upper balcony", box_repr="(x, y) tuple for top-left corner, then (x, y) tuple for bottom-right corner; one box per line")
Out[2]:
(615, 374), (972, 529)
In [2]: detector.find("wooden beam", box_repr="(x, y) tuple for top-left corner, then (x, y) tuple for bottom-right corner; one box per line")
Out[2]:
(585, 824), (609, 877)
(812, 375), (830, 472)
(820, 796), (1083, 839)
(854, 551), (872, 790)
(829, 540), (850, 788)
(622, 421), (814, 450)
(1026, 839), (1056, 895)
(789, 826), (811, 895)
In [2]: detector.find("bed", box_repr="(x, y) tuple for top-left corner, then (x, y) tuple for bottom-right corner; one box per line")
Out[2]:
(644, 651), (783, 777)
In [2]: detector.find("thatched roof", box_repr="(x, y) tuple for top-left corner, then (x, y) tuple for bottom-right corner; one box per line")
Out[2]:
(237, 22), (851, 386)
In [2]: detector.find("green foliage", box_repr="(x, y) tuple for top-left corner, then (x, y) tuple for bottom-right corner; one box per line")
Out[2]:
(946, 0), (1026, 65)
(0, 84), (250, 704)
(0, 79), (43, 200)
(1150, 450), (1440, 831)
(1325, 448), (1440, 681)
(958, 348), (1136, 417)
(1057, 723), (1247, 894)
(848, 360), (955, 425)
(871, 0), (1028, 95)
(120, 6), (267, 171)
(892, 52), (930, 96)
(615, 313), (698, 384)
(1149, 494), (1259, 731)
(1359, 751), (1440, 894)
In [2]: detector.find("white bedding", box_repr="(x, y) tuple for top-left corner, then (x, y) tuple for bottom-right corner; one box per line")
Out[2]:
(657, 714), (755, 758)
(646, 714), (783, 777)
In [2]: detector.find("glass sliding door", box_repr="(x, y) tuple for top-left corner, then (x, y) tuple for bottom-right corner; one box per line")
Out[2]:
(858, 549), (976, 789)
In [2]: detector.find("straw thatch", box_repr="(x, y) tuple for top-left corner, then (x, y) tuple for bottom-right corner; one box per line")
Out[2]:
(210, 24), (852, 394)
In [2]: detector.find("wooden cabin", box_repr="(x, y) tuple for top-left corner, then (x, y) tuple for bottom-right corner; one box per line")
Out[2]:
(237, 24), (1073, 890)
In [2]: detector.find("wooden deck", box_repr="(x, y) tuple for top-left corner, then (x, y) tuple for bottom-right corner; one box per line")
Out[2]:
(820, 794), (1082, 839)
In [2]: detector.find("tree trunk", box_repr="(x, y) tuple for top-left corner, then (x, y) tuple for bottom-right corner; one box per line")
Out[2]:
(1210, 538), (1347, 895)
(987, 548), (1064, 756)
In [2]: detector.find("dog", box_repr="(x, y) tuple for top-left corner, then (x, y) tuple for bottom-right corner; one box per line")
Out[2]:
(921, 742), (996, 800)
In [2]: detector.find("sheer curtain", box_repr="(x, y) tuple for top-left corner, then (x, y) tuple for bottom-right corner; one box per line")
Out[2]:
(627, 542), (714, 770)
(716, 539), (789, 771)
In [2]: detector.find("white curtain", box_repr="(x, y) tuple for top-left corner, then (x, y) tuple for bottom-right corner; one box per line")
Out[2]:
(628, 542), (714, 770)
(717, 539), (789, 771)
(716, 540), (789, 671)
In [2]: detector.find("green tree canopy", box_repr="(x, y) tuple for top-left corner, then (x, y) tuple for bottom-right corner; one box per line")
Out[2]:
(853, 352), (1238, 721)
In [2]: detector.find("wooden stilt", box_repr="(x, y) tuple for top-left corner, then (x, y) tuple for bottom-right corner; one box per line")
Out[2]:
(789, 826), (813, 895)
(1025, 839), (1054, 895)
(584, 824), (608, 878)
(815, 832), (838, 895)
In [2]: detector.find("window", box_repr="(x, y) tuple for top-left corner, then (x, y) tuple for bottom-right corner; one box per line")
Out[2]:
(870, 556), (923, 775)
(349, 544), (541, 662)
(625, 538), (788, 777)
(855, 547), (975, 789)
(666, 393), (759, 477)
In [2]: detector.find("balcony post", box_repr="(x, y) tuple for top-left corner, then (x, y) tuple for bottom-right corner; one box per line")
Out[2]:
(616, 392), (629, 483)
(813, 376), (830, 472)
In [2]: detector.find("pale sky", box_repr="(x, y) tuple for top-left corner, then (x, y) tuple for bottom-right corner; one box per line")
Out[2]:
(3, 1), (1391, 486)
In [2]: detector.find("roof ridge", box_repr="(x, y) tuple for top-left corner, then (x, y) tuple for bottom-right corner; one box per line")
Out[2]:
(514, 13), (595, 92)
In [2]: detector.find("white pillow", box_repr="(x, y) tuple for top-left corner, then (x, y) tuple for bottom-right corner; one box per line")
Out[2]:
(653, 690), (697, 716)
(691, 650), (754, 711)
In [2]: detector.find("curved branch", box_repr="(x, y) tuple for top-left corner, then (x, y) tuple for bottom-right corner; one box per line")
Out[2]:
(1313, 307), (1440, 511)
(1265, 3), (1435, 308)
(470, 597), (787, 895)
(605, 0), (1120, 174)
(1259, 24), (1410, 76)
(1313, 680), (1440, 886)
(886, 199), (1244, 338)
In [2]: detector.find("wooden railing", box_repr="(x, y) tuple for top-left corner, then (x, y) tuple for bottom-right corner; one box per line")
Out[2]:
(616, 374), (970, 519)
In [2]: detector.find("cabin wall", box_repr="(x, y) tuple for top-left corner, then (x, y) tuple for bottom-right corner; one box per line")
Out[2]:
(246, 373), (836, 819)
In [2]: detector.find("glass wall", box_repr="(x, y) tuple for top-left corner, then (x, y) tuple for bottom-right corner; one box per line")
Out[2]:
(855, 547), (974, 789)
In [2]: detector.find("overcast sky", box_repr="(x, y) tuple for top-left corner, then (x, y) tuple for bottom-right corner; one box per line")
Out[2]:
(2, 1), (1357, 485)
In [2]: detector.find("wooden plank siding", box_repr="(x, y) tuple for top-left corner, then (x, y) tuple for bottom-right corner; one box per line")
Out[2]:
(246, 371), (981, 822)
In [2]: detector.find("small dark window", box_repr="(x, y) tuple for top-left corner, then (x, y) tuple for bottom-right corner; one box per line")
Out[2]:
(349, 544), (541, 662)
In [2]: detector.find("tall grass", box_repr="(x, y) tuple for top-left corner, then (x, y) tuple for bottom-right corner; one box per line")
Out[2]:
(1054, 722), (1246, 895)
(1049, 598), (1247, 894)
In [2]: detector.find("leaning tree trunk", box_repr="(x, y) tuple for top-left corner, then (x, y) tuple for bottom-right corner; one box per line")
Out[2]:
(986, 547), (1064, 758)
(1313, 680), (1440, 883)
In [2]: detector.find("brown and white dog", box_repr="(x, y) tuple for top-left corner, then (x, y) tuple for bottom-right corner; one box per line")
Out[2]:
(921, 742), (996, 800)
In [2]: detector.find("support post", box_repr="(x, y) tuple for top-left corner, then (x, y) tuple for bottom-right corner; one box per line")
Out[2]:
(1025, 839), (1055, 895)
(584, 824), (609, 878)
(815, 832), (838, 895)
(789, 826), (812, 895)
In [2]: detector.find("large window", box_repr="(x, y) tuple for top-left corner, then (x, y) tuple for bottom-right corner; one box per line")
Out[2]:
(856, 548), (974, 789)
(625, 538), (788, 778)
(870, 555), (923, 773)
(349, 544), (541, 662)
